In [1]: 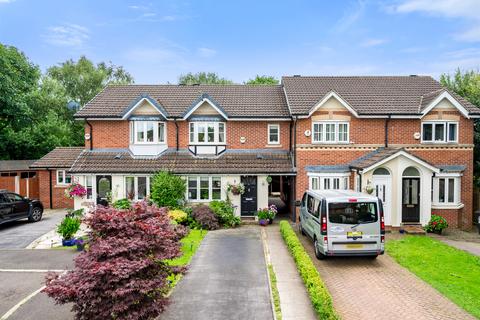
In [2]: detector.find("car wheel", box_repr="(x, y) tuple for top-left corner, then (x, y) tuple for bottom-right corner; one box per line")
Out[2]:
(314, 238), (326, 260)
(28, 207), (43, 222)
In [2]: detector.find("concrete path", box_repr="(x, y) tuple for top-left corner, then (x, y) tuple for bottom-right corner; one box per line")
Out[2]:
(263, 225), (316, 320)
(296, 229), (475, 320)
(162, 227), (274, 320)
(440, 239), (480, 257)
(0, 209), (66, 249)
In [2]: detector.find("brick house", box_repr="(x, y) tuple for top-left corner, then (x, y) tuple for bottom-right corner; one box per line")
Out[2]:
(31, 76), (480, 229)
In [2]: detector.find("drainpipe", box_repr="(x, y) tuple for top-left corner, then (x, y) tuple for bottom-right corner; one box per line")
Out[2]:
(293, 116), (297, 168)
(48, 169), (53, 209)
(357, 169), (362, 192)
(384, 115), (391, 148)
(86, 120), (93, 151)
(174, 118), (179, 151)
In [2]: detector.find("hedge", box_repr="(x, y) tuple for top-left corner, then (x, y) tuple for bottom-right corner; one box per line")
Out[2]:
(279, 221), (338, 320)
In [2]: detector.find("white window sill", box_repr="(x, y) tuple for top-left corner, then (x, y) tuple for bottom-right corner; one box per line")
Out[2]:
(431, 203), (464, 210)
(132, 142), (167, 145)
(265, 144), (282, 148)
(421, 142), (458, 145)
(311, 142), (350, 145)
(187, 199), (221, 203)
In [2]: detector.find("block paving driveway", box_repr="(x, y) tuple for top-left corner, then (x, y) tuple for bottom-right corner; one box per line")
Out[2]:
(297, 229), (475, 320)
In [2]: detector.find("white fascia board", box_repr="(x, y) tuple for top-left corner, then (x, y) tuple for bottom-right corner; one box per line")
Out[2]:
(421, 91), (470, 119)
(183, 98), (228, 120)
(308, 91), (359, 118)
(122, 97), (168, 120)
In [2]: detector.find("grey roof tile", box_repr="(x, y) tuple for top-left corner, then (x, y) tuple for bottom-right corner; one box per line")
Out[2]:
(30, 147), (84, 168)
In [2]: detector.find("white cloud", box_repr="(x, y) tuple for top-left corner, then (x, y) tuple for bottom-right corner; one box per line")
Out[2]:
(197, 47), (217, 58)
(334, 0), (366, 32)
(360, 38), (388, 47)
(43, 24), (89, 47)
(391, 0), (480, 42)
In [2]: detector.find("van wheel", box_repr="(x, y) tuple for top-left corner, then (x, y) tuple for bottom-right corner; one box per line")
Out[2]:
(314, 238), (326, 260)
(300, 225), (306, 236)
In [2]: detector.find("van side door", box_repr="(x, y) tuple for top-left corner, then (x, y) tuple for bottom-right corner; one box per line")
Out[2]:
(305, 195), (320, 237)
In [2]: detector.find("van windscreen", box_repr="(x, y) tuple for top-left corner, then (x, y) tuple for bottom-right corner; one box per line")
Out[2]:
(328, 202), (378, 224)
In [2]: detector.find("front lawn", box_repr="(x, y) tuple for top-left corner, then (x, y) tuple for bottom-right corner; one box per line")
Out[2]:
(386, 236), (480, 318)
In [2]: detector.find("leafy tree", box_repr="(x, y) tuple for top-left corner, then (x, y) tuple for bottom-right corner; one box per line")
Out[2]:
(178, 72), (233, 85)
(245, 75), (279, 85)
(440, 69), (480, 185)
(47, 56), (134, 106)
(44, 202), (187, 320)
(150, 171), (186, 208)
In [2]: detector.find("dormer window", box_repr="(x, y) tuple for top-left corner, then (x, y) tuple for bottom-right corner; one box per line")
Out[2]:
(133, 121), (166, 144)
(189, 122), (226, 144)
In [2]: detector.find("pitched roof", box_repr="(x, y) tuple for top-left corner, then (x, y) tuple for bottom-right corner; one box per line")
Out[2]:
(69, 149), (294, 174)
(349, 148), (403, 169)
(75, 85), (290, 119)
(282, 76), (480, 116)
(0, 160), (36, 172)
(30, 147), (84, 169)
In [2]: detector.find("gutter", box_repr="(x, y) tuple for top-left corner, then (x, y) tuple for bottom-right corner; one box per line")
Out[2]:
(86, 120), (93, 151)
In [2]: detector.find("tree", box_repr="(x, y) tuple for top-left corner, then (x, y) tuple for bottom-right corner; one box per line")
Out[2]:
(440, 69), (480, 185)
(245, 75), (279, 85)
(150, 171), (186, 208)
(44, 202), (187, 320)
(178, 72), (233, 85)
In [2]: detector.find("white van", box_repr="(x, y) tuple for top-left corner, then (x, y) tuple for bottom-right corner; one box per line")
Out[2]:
(299, 190), (385, 259)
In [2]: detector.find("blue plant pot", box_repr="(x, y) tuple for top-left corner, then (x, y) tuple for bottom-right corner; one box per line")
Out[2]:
(62, 239), (76, 247)
(259, 219), (268, 226)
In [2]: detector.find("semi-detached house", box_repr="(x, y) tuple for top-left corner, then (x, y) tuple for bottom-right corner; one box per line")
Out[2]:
(31, 76), (480, 229)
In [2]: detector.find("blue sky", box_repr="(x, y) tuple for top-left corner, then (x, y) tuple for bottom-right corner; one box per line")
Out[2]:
(1, 0), (479, 83)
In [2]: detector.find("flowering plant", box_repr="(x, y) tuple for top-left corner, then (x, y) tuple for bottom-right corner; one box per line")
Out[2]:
(64, 183), (87, 199)
(256, 204), (278, 220)
(425, 214), (448, 232)
(226, 183), (245, 195)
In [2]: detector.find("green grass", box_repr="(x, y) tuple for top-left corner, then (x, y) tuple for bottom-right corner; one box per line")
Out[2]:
(267, 264), (282, 320)
(386, 236), (480, 318)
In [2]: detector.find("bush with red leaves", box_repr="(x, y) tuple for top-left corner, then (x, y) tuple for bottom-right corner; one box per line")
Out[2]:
(44, 202), (186, 320)
(191, 205), (219, 230)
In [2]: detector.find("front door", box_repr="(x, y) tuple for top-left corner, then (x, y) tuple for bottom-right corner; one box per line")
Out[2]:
(241, 176), (257, 216)
(402, 178), (420, 223)
(372, 176), (392, 225)
(96, 175), (112, 206)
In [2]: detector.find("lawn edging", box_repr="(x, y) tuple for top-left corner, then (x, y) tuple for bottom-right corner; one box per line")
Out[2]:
(279, 221), (338, 320)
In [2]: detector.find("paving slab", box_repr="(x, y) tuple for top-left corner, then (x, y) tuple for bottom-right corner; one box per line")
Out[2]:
(8, 292), (73, 320)
(161, 226), (273, 320)
(439, 239), (480, 257)
(0, 249), (76, 270)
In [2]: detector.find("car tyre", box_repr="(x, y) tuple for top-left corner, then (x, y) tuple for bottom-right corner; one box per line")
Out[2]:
(28, 207), (43, 222)
(314, 238), (326, 260)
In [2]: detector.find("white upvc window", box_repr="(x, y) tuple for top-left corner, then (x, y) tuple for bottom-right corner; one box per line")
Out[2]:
(312, 121), (349, 143)
(125, 176), (150, 200)
(85, 176), (93, 200)
(56, 170), (72, 185)
(189, 122), (226, 144)
(133, 121), (166, 144)
(421, 121), (458, 143)
(309, 173), (349, 191)
(432, 175), (461, 207)
(187, 176), (222, 201)
(268, 124), (280, 144)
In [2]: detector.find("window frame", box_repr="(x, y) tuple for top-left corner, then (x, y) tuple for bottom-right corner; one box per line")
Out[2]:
(132, 121), (167, 144)
(309, 173), (350, 191)
(189, 122), (227, 145)
(312, 121), (349, 144)
(56, 170), (72, 185)
(432, 175), (461, 207)
(421, 121), (458, 144)
(268, 124), (280, 145)
(124, 176), (151, 201)
(186, 176), (223, 201)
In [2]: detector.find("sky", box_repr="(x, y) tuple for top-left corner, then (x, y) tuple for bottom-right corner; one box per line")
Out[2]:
(0, 0), (480, 84)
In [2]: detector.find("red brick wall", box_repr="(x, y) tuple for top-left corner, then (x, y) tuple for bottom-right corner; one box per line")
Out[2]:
(38, 170), (74, 209)
(85, 121), (130, 149)
(433, 208), (461, 229)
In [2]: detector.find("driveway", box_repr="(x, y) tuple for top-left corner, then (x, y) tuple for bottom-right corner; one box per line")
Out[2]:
(0, 249), (76, 320)
(0, 209), (66, 249)
(297, 230), (475, 320)
(162, 227), (274, 320)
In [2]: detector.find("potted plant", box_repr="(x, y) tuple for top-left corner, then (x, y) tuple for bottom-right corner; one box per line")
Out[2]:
(267, 204), (278, 224)
(365, 184), (374, 194)
(226, 183), (245, 196)
(75, 238), (86, 251)
(64, 182), (87, 199)
(57, 216), (81, 246)
(256, 209), (270, 226)
(425, 214), (448, 234)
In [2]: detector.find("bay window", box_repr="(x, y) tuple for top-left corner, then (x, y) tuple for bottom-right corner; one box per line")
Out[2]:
(187, 176), (222, 201)
(433, 176), (461, 206)
(422, 121), (458, 143)
(133, 121), (166, 144)
(189, 122), (226, 144)
(309, 174), (349, 191)
(312, 121), (349, 143)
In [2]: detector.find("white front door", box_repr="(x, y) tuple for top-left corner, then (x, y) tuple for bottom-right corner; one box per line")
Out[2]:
(372, 176), (392, 225)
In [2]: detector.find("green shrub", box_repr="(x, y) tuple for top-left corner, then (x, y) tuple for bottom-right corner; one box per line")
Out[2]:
(112, 198), (131, 210)
(169, 209), (188, 224)
(57, 216), (81, 240)
(209, 200), (241, 228)
(66, 208), (85, 218)
(279, 221), (338, 320)
(150, 171), (186, 208)
(425, 214), (448, 232)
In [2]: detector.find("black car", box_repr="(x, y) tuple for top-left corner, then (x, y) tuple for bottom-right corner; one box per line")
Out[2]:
(0, 190), (43, 224)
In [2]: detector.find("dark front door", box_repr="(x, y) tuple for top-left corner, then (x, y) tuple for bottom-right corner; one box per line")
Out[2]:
(402, 178), (420, 223)
(241, 176), (257, 216)
(96, 175), (112, 206)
